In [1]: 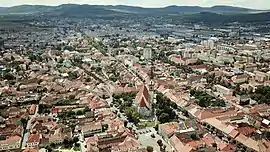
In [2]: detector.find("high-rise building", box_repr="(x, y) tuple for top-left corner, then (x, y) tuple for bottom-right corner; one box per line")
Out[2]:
(143, 48), (152, 60)
(201, 39), (214, 50)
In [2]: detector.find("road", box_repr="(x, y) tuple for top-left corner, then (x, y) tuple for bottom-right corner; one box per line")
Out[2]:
(21, 105), (39, 149)
(79, 133), (87, 152)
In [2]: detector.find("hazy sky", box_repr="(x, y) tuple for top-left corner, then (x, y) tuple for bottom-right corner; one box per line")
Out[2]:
(1, 0), (270, 9)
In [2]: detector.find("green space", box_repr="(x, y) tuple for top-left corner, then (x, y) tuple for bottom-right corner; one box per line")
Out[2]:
(112, 92), (141, 124)
(155, 93), (178, 124)
(190, 90), (226, 108)
(250, 86), (270, 105)
(138, 121), (156, 127)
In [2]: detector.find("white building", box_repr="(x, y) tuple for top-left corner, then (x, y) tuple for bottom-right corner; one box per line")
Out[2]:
(214, 85), (233, 96)
(143, 48), (152, 60)
(201, 40), (215, 50)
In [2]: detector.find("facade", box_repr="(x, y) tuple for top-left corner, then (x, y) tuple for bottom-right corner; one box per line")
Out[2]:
(143, 48), (152, 60)
(254, 71), (270, 82)
(231, 74), (248, 84)
(82, 122), (103, 137)
(26, 133), (41, 148)
(201, 39), (215, 49)
(0, 136), (21, 151)
(214, 84), (233, 96)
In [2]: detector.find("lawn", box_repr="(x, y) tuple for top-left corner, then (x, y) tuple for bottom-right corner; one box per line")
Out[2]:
(138, 121), (156, 127)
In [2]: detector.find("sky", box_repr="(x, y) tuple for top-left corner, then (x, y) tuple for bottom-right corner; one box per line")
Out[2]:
(0, 0), (270, 9)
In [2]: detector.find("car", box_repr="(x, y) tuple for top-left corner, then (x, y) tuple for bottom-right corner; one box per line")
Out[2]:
(151, 134), (155, 138)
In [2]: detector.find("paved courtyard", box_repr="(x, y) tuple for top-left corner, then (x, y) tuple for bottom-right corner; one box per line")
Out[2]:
(137, 127), (172, 152)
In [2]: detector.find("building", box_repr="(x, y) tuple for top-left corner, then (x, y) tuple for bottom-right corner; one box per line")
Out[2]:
(22, 147), (38, 152)
(201, 39), (214, 49)
(135, 85), (152, 117)
(29, 104), (37, 115)
(0, 37), (4, 50)
(143, 48), (152, 60)
(254, 71), (270, 82)
(26, 133), (41, 148)
(231, 74), (249, 84)
(214, 85), (233, 96)
(0, 136), (21, 151)
(81, 122), (103, 137)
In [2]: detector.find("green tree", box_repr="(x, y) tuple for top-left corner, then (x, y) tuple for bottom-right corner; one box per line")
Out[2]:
(147, 146), (154, 152)
(45, 145), (53, 152)
(20, 118), (28, 128)
(73, 137), (79, 144)
(158, 113), (170, 124)
(3, 72), (15, 80)
(190, 134), (198, 140)
(76, 110), (84, 115)
(67, 111), (75, 117)
(157, 139), (163, 147)
(83, 106), (91, 113)
(212, 143), (217, 149)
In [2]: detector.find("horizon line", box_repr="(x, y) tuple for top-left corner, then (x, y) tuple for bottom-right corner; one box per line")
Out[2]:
(0, 3), (264, 10)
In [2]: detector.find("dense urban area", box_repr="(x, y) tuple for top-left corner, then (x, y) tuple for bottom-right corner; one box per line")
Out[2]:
(0, 3), (270, 152)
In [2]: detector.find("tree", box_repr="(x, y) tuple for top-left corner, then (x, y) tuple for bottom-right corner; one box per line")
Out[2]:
(50, 142), (56, 148)
(69, 95), (76, 100)
(3, 72), (15, 80)
(76, 110), (84, 115)
(190, 134), (198, 140)
(63, 138), (71, 148)
(67, 111), (75, 117)
(124, 120), (128, 127)
(212, 143), (217, 149)
(73, 137), (79, 144)
(45, 145), (53, 152)
(146, 146), (154, 152)
(157, 139), (163, 147)
(158, 113), (170, 124)
(83, 106), (91, 113)
(20, 118), (28, 128)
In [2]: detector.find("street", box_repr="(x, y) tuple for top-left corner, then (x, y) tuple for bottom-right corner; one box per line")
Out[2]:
(21, 105), (39, 149)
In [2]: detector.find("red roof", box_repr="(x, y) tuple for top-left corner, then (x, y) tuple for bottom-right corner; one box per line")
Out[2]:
(27, 133), (41, 143)
(22, 148), (38, 152)
(135, 85), (150, 109)
(236, 127), (255, 136)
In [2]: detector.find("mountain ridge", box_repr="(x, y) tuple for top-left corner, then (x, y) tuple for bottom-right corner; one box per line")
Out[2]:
(0, 4), (266, 15)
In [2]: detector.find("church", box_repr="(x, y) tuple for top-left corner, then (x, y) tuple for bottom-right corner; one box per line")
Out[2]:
(135, 85), (152, 117)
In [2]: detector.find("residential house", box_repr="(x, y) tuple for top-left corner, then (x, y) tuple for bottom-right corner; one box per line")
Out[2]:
(170, 55), (198, 66)
(28, 104), (36, 115)
(81, 121), (103, 137)
(0, 135), (21, 151)
(87, 95), (108, 110)
(22, 147), (39, 152)
(231, 74), (248, 84)
(47, 126), (72, 145)
(22, 147), (38, 152)
(26, 133), (41, 148)
(158, 122), (179, 142)
(254, 71), (270, 82)
(214, 85), (233, 96)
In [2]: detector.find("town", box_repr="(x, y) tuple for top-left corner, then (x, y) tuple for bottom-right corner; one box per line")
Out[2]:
(1, 3), (270, 152)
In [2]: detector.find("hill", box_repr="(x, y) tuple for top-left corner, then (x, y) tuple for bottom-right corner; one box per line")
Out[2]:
(183, 12), (270, 23)
(0, 4), (261, 15)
